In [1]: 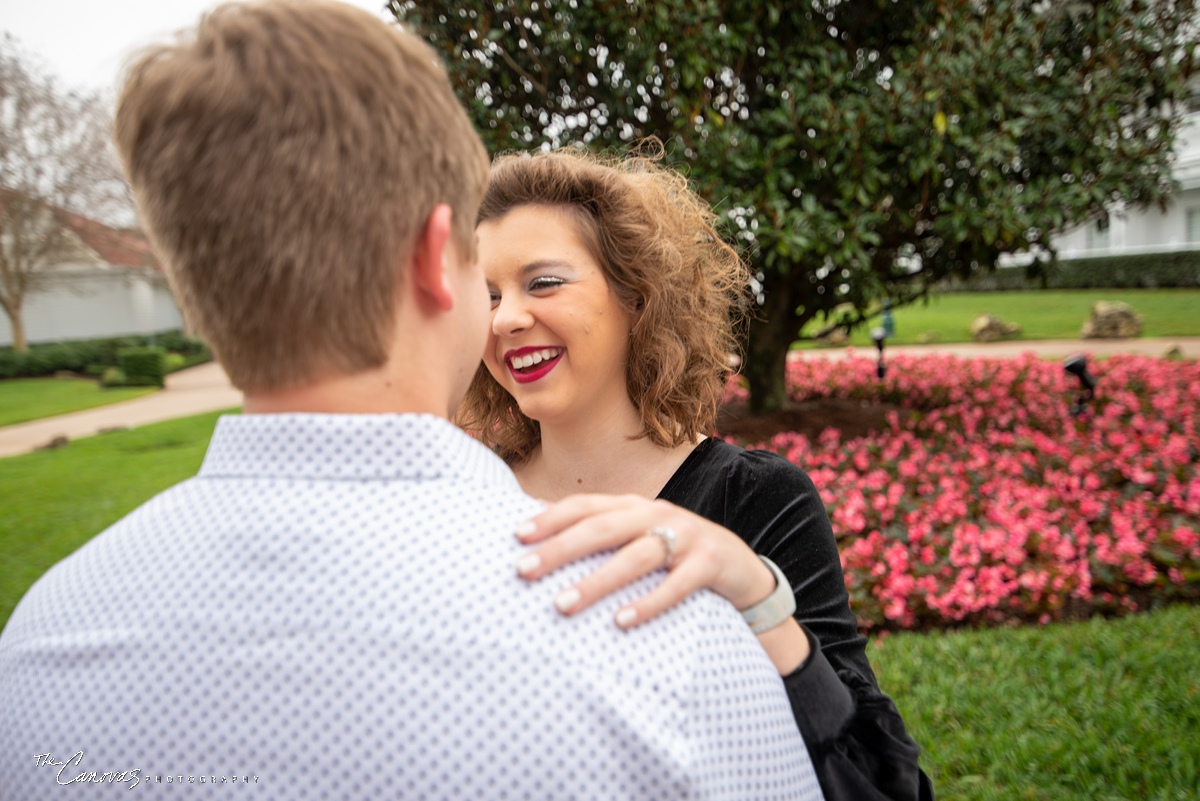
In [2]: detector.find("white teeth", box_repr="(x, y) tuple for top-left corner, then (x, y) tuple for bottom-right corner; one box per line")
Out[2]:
(509, 348), (563, 370)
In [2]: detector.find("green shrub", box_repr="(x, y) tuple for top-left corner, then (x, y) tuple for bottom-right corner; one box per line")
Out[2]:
(1, 340), (115, 377)
(117, 347), (166, 388)
(100, 367), (126, 388)
(176, 350), (212, 371)
(0, 351), (18, 379)
(101, 365), (165, 389)
(0, 330), (211, 379)
(156, 330), (209, 356)
(93, 337), (141, 366)
(163, 353), (186, 373)
(119, 374), (165, 387)
(17, 348), (57, 376)
(941, 250), (1200, 291)
(34, 344), (94, 373)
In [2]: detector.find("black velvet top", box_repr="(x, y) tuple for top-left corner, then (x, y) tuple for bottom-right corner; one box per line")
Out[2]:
(657, 438), (934, 801)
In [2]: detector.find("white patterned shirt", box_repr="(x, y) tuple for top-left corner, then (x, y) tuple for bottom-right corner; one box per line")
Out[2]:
(0, 413), (823, 800)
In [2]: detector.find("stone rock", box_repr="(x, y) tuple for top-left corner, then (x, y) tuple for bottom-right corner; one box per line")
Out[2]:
(1081, 301), (1142, 339)
(37, 435), (70, 451)
(970, 314), (1022, 342)
(1163, 343), (1184, 360)
(815, 328), (850, 348)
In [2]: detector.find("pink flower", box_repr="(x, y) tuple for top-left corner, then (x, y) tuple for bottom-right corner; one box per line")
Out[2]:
(725, 353), (1200, 631)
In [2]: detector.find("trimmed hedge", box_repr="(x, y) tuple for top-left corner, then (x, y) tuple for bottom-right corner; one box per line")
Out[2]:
(155, 330), (209, 357)
(940, 250), (1200, 292)
(100, 367), (127, 388)
(0, 331), (211, 380)
(117, 347), (167, 388)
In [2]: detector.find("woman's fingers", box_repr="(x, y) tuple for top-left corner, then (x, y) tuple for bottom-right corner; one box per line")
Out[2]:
(514, 494), (643, 543)
(551, 533), (673, 616)
(612, 558), (712, 629)
(514, 504), (663, 580)
(511, 494), (772, 630)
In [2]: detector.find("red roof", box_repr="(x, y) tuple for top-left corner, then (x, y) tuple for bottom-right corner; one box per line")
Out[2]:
(0, 188), (159, 270)
(60, 212), (160, 270)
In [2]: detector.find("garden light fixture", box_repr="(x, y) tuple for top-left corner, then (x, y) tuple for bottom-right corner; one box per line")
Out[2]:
(870, 326), (887, 379)
(1063, 354), (1097, 416)
(881, 298), (896, 340)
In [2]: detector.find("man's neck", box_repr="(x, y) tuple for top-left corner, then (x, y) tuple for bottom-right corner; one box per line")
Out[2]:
(242, 366), (450, 418)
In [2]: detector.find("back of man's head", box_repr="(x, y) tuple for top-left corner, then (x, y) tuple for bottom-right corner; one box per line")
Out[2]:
(113, 0), (488, 394)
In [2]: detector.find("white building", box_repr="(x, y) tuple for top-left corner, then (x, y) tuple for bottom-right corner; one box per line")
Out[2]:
(0, 211), (183, 348)
(1053, 111), (1200, 260)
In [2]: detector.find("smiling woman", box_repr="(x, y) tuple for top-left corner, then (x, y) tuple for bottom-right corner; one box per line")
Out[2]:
(461, 149), (746, 469)
(479, 204), (635, 429)
(458, 148), (933, 801)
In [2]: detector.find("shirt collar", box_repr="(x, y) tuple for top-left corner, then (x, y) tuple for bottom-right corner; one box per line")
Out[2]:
(198, 413), (521, 490)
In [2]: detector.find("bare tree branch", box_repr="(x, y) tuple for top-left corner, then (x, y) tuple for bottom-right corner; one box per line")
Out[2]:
(0, 34), (133, 351)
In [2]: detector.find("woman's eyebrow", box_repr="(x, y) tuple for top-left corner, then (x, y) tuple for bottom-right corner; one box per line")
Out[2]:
(520, 259), (575, 276)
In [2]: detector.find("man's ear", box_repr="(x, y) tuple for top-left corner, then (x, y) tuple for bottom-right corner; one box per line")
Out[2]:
(410, 203), (456, 312)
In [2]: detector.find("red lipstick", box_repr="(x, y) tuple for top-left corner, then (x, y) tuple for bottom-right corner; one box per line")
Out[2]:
(504, 346), (564, 385)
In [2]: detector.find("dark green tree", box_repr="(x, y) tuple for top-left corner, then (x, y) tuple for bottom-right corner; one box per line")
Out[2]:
(393, 0), (1199, 413)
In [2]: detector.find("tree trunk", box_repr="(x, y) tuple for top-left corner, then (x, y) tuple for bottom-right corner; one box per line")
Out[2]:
(744, 282), (805, 416)
(6, 305), (28, 353)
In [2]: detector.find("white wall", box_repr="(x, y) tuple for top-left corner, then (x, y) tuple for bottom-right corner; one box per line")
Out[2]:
(1056, 188), (1200, 259)
(1050, 111), (1200, 261)
(0, 269), (184, 347)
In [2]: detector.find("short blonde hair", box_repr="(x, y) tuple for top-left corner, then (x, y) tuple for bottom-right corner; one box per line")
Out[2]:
(113, 0), (488, 392)
(458, 148), (750, 463)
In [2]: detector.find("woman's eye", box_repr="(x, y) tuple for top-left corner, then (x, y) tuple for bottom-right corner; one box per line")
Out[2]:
(488, 290), (501, 308)
(529, 276), (565, 291)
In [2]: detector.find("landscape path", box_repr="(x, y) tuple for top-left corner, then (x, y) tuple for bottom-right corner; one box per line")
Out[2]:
(800, 335), (1200, 362)
(0, 362), (242, 458)
(1, 336), (1197, 458)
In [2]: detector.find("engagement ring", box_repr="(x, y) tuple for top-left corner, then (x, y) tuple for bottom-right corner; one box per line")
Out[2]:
(644, 526), (677, 568)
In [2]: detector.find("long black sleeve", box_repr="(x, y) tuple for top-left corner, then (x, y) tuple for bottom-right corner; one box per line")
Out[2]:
(658, 438), (933, 801)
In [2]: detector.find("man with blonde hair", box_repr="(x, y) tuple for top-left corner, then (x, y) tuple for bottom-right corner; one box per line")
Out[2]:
(0, 3), (822, 799)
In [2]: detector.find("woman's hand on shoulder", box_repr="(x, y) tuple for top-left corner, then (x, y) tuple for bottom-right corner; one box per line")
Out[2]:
(513, 494), (778, 629)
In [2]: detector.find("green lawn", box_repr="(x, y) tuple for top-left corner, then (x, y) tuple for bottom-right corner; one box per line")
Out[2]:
(798, 288), (1200, 348)
(0, 409), (1196, 800)
(0, 410), (226, 627)
(872, 605), (1200, 800)
(0, 377), (157, 427)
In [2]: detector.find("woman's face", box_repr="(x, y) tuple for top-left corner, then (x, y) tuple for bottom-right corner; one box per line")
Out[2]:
(477, 204), (636, 427)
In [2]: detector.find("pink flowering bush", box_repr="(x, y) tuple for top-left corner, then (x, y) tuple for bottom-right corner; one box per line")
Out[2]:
(721, 353), (1200, 631)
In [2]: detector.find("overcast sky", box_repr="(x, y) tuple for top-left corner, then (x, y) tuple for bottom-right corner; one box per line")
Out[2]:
(1, 0), (392, 94)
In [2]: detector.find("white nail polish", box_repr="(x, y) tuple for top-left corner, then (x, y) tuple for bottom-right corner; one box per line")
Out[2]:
(515, 520), (537, 538)
(554, 588), (580, 613)
(516, 553), (541, 576)
(615, 608), (638, 628)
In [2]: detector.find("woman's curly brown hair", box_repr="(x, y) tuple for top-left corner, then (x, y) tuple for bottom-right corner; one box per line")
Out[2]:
(457, 146), (751, 464)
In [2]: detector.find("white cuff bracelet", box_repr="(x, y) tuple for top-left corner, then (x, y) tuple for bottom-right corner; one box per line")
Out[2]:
(741, 556), (797, 634)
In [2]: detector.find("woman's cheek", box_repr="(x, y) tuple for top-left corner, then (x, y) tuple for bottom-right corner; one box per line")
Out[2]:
(483, 355), (504, 383)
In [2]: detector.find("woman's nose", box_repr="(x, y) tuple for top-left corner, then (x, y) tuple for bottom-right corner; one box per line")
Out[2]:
(491, 293), (534, 336)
